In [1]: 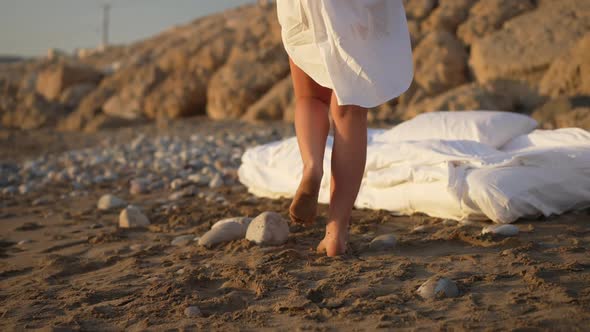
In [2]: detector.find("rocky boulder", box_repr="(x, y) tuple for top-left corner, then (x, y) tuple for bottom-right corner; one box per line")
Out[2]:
(413, 31), (468, 96)
(400, 80), (542, 120)
(421, 0), (475, 33)
(540, 34), (590, 98)
(469, 0), (590, 85)
(458, 0), (535, 45)
(36, 62), (103, 101)
(207, 45), (290, 120)
(403, 0), (437, 21)
(242, 75), (293, 122)
(531, 96), (590, 130)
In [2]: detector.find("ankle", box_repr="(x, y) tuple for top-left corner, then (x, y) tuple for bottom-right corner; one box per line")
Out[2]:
(302, 167), (323, 187)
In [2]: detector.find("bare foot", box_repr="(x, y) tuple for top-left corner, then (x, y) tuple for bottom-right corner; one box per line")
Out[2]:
(316, 221), (349, 257)
(289, 172), (321, 226)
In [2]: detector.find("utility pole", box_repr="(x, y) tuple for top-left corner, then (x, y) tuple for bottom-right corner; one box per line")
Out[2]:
(100, 2), (111, 50)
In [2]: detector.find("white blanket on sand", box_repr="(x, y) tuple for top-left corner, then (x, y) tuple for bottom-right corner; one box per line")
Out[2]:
(237, 111), (590, 224)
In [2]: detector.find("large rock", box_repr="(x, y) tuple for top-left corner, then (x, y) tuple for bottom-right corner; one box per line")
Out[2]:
(458, 0), (535, 45)
(206, 45), (290, 120)
(59, 83), (96, 109)
(242, 76), (293, 122)
(103, 65), (164, 120)
(245, 211), (289, 246)
(469, 0), (590, 85)
(421, 0), (475, 33)
(413, 31), (468, 96)
(531, 96), (590, 130)
(1, 92), (66, 129)
(403, 0), (436, 21)
(36, 62), (103, 101)
(144, 70), (209, 119)
(540, 34), (590, 98)
(401, 81), (542, 120)
(58, 87), (115, 131)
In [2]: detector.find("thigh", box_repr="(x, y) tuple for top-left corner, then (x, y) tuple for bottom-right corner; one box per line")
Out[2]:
(289, 57), (333, 105)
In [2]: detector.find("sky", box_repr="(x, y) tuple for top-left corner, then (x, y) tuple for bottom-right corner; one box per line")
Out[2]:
(0, 0), (255, 57)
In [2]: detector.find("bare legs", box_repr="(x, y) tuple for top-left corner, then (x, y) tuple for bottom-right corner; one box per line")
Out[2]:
(288, 58), (332, 226)
(288, 58), (368, 256)
(317, 93), (368, 256)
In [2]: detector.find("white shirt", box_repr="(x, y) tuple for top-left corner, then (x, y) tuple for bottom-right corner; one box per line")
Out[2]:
(276, 0), (415, 108)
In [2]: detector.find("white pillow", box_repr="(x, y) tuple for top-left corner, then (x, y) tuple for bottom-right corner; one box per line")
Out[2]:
(373, 111), (538, 148)
(500, 128), (590, 152)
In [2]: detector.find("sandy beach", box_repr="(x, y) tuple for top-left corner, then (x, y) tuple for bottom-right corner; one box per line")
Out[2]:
(1, 118), (589, 330)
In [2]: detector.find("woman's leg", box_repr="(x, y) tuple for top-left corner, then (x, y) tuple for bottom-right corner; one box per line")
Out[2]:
(317, 93), (368, 256)
(288, 58), (332, 225)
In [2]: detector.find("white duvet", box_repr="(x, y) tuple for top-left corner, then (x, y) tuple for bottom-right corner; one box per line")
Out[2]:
(237, 111), (590, 224)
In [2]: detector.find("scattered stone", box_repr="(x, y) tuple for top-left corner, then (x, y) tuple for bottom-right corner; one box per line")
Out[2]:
(130, 179), (150, 195)
(184, 306), (202, 318)
(15, 222), (43, 231)
(482, 224), (519, 236)
(369, 234), (397, 250)
(169, 178), (188, 190)
(119, 205), (150, 228)
(198, 217), (253, 248)
(411, 225), (427, 233)
(17, 239), (32, 246)
(417, 276), (460, 299)
(32, 197), (49, 206)
(187, 173), (209, 186)
(89, 223), (104, 229)
(245, 211), (290, 246)
(168, 186), (197, 201)
(129, 244), (144, 251)
(208, 173), (224, 188)
(97, 194), (127, 210)
(442, 219), (458, 226)
(171, 235), (195, 246)
(18, 184), (31, 194)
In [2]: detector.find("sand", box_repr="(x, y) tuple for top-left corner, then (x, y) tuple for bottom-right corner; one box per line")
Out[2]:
(1, 119), (590, 330)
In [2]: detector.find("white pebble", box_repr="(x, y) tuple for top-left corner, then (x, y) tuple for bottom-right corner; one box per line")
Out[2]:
(199, 217), (252, 248)
(481, 224), (519, 236)
(369, 234), (397, 250)
(171, 235), (195, 246)
(184, 306), (201, 318)
(97, 194), (127, 210)
(411, 225), (426, 233)
(245, 211), (289, 246)
(119, 205), (150, 228)
(417, 277), (459, 299)
(129, 179), (150, 195)
(208, 173), (224, 188)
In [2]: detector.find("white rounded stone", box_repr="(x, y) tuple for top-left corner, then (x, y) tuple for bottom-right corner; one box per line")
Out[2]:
(481, 224), (519, 236)
(184, 306), (201, 318)
(119, 205), (150, 228)
(171, 235), (195, 246)
(198, 217), (252, 248)
(417, 277), (459, 299)
(369, 233), (397, 250)
(97, 194), (127, 210)
(245, 211), (289, 246)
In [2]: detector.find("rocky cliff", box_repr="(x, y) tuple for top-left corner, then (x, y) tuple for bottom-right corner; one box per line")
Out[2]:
(1, 0), (589, 132)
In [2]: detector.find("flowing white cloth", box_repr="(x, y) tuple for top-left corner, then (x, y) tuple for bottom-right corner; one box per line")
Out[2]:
(276, 0), (414, 107)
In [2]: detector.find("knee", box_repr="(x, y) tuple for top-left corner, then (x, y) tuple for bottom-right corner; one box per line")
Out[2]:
(295, 94), (331, 107)
(331, 104), (368, 120)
